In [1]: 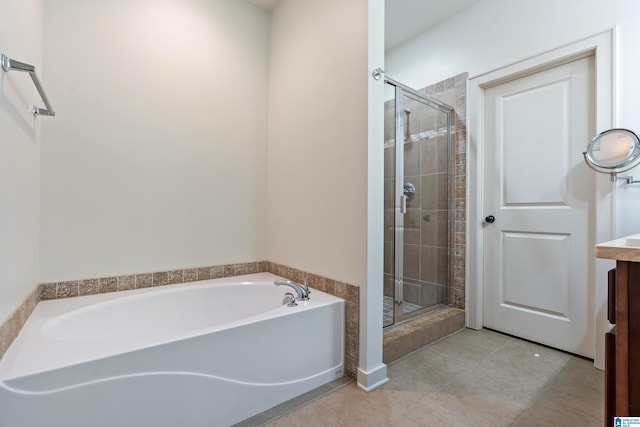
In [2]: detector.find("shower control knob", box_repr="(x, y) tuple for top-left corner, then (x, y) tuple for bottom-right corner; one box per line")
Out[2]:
(485, 215), (496, 224)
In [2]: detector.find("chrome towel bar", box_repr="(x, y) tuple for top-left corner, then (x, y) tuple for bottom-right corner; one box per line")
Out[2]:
(1, 53), (55, 117)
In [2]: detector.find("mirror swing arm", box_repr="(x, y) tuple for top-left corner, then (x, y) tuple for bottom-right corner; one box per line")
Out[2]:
(583, 154), (640, 184)
(612, 172), (640, 185)
(583, 128), (640, 184)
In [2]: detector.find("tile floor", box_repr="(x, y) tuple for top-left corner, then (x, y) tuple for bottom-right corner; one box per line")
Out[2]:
(258, 328), (604, 427)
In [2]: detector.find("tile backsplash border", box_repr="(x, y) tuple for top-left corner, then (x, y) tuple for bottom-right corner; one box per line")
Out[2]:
(39, 261), (270, 300)
(0, 287), (39, 360)
(1, 261), (360, 379)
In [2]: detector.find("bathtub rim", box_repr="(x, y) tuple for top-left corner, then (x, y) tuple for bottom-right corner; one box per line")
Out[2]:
(0, 272), (345, 382)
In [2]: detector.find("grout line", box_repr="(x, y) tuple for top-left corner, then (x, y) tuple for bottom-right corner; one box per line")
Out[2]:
(437, 336), (515, 389)
(520, 355), (604, 422)
(281, 379), (353, 415)
(507, 355), (571, 427)
(245, 378), (353, 427)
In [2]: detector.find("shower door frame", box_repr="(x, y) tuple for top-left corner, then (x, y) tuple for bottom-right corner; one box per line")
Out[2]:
(384, 77), (455, 325)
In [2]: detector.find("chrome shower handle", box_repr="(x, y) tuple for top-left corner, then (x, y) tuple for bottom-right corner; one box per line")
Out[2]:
(403, 183), (416, 201)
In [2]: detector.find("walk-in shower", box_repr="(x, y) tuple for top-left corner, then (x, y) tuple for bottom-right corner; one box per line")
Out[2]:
(383, 77), (454, 327)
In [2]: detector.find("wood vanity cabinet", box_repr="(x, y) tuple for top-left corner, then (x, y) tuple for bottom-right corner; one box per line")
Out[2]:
(605, 260), (640, 426)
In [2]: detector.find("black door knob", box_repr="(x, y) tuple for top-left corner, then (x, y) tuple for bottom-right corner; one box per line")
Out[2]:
(485, 215), (495, 224)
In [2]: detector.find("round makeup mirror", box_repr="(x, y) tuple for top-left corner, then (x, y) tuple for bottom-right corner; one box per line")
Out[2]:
(584, 129), (640, 178)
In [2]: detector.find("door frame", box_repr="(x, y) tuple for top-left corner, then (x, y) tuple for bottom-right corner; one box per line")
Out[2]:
(467, 29), (616, 368)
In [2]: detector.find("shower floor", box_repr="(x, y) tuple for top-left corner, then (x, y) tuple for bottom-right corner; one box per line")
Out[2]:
(383, 296), (422, 326)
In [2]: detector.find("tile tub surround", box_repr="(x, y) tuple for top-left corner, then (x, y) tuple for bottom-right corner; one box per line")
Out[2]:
(0, 287), (39, 361)
(39, 261), (270, 300)
(32, 260), (360, 380)
(0, 262), (271, 361)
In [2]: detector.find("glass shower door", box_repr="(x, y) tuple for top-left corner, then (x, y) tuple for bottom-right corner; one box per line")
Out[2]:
(383, 83), (396, 327)
(383, 79), (453, 327)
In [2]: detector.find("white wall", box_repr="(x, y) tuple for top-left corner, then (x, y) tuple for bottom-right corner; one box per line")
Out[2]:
(386, 0), (640, 236)
(0, 0), (43, 323)
(267, 0), (369, 287)
(39, 0), (270, 282)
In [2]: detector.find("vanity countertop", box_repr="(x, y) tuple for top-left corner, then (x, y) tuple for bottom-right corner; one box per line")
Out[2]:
(595, 233), (640, 262)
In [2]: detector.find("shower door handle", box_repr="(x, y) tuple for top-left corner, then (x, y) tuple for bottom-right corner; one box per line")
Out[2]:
(400, 183), (414, 214)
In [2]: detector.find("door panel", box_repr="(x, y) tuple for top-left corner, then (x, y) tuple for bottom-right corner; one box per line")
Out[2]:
(502, 232), (570, 318)
(502, 80), (569, 206)
(483, 56), (595, 357)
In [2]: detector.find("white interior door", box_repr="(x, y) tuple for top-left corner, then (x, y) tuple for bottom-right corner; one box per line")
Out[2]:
(482, 55), (596, 357)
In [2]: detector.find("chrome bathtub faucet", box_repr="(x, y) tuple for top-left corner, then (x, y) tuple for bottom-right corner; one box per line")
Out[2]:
(282, 292), (297, 307)
(274, 279), (310, 301)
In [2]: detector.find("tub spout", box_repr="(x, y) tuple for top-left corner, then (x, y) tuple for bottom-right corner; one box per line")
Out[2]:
(274, 279), (310, 301)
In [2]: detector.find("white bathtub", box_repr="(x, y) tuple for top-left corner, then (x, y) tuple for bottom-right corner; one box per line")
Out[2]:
(0, 273), (345, 427)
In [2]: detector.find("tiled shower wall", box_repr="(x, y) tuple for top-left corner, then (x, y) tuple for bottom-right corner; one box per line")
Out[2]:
(1, 261), (360, 380)
(384, 73), (467, 312)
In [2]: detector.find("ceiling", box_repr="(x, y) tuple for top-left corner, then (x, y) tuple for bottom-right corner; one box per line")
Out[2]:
(385, 0), (481, 50)
(247, 0), (279, 10)
(247, 0), (482, 51)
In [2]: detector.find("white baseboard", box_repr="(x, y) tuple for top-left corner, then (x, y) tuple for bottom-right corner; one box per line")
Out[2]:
(356, 363), (389, 392)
